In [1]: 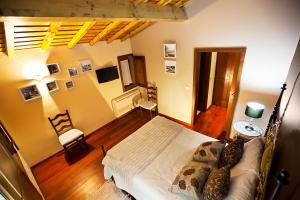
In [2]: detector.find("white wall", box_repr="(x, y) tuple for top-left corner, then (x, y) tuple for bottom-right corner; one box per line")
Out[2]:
(131, 0), (300, 132)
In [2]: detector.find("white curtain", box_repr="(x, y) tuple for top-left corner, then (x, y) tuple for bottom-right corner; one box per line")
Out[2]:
(120, 59), (133, 86)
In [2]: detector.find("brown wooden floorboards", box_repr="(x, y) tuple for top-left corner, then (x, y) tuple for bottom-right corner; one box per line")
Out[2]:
(32, 107), (226, 200)
(193, 105), (227, 139)
(32, 109), (151, 200)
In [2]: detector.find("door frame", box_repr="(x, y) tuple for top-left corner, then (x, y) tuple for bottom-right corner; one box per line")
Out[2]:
(191, 47), (246, 137)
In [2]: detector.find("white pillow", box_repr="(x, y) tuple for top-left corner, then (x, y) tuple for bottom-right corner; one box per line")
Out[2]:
(226, 137), (264, 200)
(231, 137), (264, 176)
(225, 171), (259, 200)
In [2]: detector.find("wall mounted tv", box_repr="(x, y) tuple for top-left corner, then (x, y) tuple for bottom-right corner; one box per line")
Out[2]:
(96, 66), (119, 83)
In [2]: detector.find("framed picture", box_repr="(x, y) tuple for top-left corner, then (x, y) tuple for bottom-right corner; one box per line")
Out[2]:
(19, 85), (41, 101)
(46, 80), (59, 92)
(165, 60), (176, 74)
(65, 80), (74, 89)
(164, 44), (176, 59)
(68, 67), (78, 77)
(80, 59), (92, 72)
(47, 63), (60, 75)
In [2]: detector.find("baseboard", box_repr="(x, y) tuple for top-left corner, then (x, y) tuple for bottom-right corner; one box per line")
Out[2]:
(158, 113), (193, 129)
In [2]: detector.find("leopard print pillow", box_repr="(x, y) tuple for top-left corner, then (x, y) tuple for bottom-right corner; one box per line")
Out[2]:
(193, 141), (225, 163)
(203, 166), (231, 200)
(219, 138), (244, 168)
(171, 161), (212, 199)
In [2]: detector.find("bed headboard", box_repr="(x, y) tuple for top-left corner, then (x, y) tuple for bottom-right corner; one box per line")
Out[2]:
(256, 84), (287, 200)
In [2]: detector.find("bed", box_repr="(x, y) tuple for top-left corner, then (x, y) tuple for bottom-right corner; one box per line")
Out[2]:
(101, 84), (287, 200)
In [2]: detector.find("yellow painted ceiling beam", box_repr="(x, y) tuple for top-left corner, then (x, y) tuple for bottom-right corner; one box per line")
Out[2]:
(68, 21), (96, 48)
(41, 22), (61, 51)
(174, 0), (188, 8)
(107, 21), (139, 44)
(3, 22), (14, 57)
(121, 21), (151, 41)
(89, 21), (121, 46)
(157, 0), (173, 6)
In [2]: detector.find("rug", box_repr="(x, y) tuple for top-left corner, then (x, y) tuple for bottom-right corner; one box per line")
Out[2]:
(88, 180), (131, 200)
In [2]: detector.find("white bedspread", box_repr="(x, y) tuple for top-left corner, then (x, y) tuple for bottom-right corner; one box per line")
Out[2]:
(102, 116), (183, 188)
(130, 127), (216, 200)
(103, 116), (217, 200)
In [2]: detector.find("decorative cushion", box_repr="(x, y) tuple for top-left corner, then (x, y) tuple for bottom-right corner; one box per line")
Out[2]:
(203, 166), (231, 200)
(219, 138), (244, 168)
(170, 161), (212, 199)
(193, 141), (225, 164)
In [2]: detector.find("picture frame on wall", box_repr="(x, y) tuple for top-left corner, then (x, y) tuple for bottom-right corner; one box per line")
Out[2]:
(65, 80), (74, 89)
(19, 84), (41, 101)
(164, 44), (176, 59)
(46, 80), (59, 92)
(47, 63), (60, 75)
(165, 60), (176, 74)
(68, 67), (78, 77)
(80, 59), (92, 72)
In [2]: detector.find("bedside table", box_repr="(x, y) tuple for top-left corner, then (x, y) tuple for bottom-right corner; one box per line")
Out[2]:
(233, 121), (263, 141)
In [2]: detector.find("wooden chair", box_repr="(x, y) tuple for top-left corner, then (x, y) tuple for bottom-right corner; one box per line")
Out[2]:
(139, 85), (158, 118)
(48, 110), (85, 153)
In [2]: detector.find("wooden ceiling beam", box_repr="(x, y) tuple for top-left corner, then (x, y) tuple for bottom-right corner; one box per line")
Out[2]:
(67, 21), (96, 48)
(41, 22), (61, 51)
(89, 21), (121, 46)
(136, 0), (149, 3)
(174, 0), (189, 8)
(107, 21), (139, 44)
(0, 0), (187, 22)
(157, 0), (174, 6)
(3, 22), (14, 57)
(121, 21), (151, 41)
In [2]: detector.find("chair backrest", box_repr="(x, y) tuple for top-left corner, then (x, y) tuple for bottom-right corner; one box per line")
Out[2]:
(132, 93), (142, 108)
(147, 85), (157, 103)
(48, 110), (74, 136)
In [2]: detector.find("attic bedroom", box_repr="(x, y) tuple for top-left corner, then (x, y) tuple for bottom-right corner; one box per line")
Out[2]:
(0, 0), (299, 200)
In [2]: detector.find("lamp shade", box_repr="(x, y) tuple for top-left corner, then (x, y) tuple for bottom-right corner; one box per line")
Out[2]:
(245, 102), (265, 118)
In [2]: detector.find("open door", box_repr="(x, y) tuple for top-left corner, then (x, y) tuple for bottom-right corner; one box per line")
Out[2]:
(192, 47), (246, 138)
(224, 52), (245, 137)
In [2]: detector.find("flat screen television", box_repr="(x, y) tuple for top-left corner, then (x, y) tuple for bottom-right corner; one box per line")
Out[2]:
(95, 66), (119, 83)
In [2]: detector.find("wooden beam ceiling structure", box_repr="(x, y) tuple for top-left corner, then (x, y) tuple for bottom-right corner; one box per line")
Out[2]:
(133, 0), (191, 7)
(0, 0), (190, 55)
(0, 0), (187, 22)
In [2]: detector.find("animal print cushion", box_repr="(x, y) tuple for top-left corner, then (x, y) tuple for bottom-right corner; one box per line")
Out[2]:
(219, 138), (244, 168)
(193, 141), (225, 163)
(171, 161), (212, 199)
(203, 166), (231, 200)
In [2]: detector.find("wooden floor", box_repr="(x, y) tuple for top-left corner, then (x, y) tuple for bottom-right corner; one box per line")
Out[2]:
(32, 107), (227, 200)
(32, 109), (150, 200)
(193, 105), (227, 139)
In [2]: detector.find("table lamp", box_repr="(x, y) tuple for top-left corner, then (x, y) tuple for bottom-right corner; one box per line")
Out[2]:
(245, 102), (265, 131)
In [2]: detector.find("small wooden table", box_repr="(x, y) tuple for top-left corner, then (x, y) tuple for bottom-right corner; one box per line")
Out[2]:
(233, 121), (263, 141)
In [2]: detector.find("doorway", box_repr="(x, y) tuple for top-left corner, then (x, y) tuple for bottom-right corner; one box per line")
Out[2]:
(192, 47), (246, 139)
